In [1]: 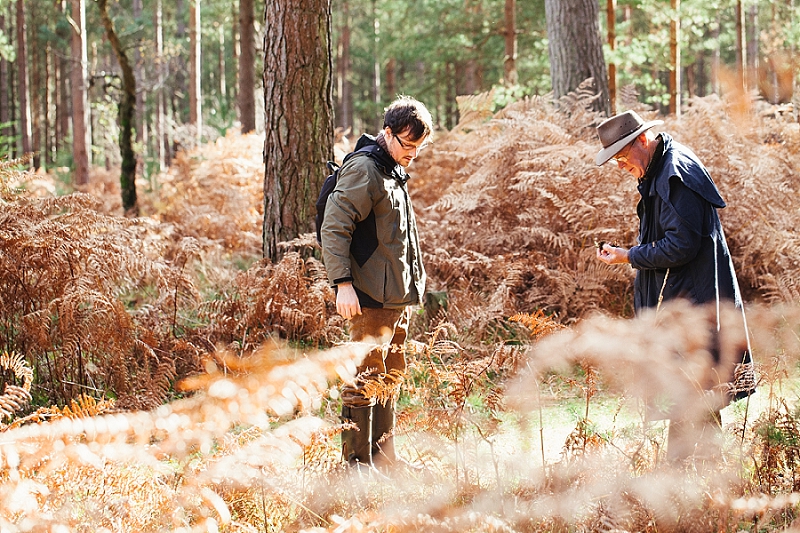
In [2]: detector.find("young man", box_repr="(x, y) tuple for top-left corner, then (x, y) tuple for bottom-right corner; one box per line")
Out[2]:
(594, 110), (755, 463)
(320, 96), (433, 471)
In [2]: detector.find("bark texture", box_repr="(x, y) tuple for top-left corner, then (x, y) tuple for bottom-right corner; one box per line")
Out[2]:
(545, 0), (611, 115)
(98, 0), (138, 215)
(239, 0), (256, 133)
(70, 0), (90, 185)
(262, 0), (334, 261)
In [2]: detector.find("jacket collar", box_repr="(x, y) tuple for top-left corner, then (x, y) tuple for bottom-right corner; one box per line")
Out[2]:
(355, 133), (409, 184)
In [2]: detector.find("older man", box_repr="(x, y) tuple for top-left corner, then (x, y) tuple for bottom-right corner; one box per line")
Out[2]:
(594, 110), (755, 462)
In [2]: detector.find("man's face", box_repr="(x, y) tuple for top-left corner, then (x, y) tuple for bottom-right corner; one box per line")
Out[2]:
(385, 127), (428, 168)
(611, 136), (647, 179)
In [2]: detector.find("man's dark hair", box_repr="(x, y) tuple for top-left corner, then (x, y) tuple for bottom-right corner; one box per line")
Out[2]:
(383, 96), (433, 142)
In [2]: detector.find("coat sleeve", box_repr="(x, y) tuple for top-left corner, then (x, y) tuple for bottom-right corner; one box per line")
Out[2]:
(628, 175), (706, 270)
(320, 156), (376, 285)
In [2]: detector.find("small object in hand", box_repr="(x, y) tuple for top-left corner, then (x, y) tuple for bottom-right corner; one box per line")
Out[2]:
(594, 239), (606, 249)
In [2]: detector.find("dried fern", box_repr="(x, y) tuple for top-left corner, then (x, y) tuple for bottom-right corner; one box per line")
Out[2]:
(0, 352), (33, 423)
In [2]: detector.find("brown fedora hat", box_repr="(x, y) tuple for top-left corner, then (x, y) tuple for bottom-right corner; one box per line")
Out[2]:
(595, 110), (663, 165)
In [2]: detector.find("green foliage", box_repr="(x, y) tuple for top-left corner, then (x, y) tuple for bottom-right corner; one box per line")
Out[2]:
(335, 0), (550, 132)
(0, 27), (13, 63)
(0, 121), (18, 157)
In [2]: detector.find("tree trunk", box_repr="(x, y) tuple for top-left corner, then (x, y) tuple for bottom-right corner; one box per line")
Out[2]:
(668, 0), (680, 116)
(545, 0), (611, 115)
(133, 0), (146, 178)
(44, 42), (52, 166)
(217, 25), (227, 103)
(70, 0), (90, 185)
(262, 0), (334, 261)
(464, 59), (481, 95)
(746, 3), (758, 88)
(446, 62), (457, 128)
(385, 57), (396, 106)
(98, 0), (139, 216)
(30, 2), (43, 168)
(712, 13), (721, 94)
(15, 0), (32, 157)
(787, 0), (795, 106)
(239, 0), (256, 133)
(189, 0), (202, 144)
(154, 0), (166, 172)
(606, 0), (616, 114)
(231, 0), (239, 104)
(337, 0), (353, 132)
(695, 36), (707, 97)
(8, 7), (15, 158)
(735, 0), (747, 91)
(174, 0), (186, 125)
(0, 12), (9, 147)
(371, 0), (381, 130)
(56, 0), (69, 154)
(503, 0), (518, 86)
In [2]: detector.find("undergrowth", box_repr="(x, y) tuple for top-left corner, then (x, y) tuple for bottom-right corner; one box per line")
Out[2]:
(0, 90), (798, 531)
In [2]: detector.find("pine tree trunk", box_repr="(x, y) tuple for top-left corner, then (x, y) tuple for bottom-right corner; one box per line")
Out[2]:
(174, 0), (186, 124)
(336, 0), (352, 132)
(238, 0), (255, 133)
(669, 0), (680, 116)
(370, 0), (381, 130)
(606, 0), (617, 114)
(133, 0), (146, 177)
(70, 0), (90, 185)
(217, 25), (227, 103)
(189, 0), (201, 143)
(30, 2), (42, 168)
(735, 0), (747, 91)
(545, 0), (611, 115)
(98, 0), (139, 216)
(262, 0), (334, 261)
(231, 0), (239, 104)
(154, 0), (165, 172)
(503, 0), (518, 86)
(56, 1), (69, 153)
(746, 3), (758, 87)
(44, 42), (52, 166)
(464, 59), (480, 95)
(0, 12), (9, 147)
(712, 13), (721, 94)
(15, 0), (32, 157)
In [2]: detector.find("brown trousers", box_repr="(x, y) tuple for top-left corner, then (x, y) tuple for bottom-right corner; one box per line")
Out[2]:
(667, 409), (722, 464)
(340, 307), (409, 408)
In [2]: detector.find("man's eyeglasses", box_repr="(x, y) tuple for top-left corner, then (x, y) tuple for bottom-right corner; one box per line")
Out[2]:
(612, 140), (636, 163)
(394, 133), (428, 152)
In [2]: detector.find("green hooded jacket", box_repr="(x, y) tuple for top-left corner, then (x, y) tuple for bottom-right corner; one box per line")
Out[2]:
(320, 134), (426, 309)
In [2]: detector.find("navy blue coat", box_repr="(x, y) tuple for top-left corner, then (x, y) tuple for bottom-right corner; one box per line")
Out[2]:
(629, 133), (738, 309)
(628, 133), (754, 401)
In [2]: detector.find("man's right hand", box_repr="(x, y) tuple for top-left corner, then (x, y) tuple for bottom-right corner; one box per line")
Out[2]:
(597, 244), (630, 265)
(336, 282), (362, 319)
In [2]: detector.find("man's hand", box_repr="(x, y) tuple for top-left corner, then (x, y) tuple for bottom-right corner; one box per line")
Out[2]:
(597, 244), (630, 265)
(336, 282), (362, 319)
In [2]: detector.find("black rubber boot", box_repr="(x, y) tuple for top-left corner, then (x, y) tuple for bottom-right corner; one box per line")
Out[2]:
(341, 405), (373, 466)
(371, 402), (425, 475)
(371, 402), (396, 466)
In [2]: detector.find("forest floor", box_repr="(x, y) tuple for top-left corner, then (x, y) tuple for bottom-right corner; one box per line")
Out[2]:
(3, 92), (800, 532)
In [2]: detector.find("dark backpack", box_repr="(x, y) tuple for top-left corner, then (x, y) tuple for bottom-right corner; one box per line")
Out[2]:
(315, 144), (381, 244)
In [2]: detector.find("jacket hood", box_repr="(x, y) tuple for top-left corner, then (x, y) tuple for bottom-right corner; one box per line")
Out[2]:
(354, 133), (408, 183)
(655, 134), (726, 209)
